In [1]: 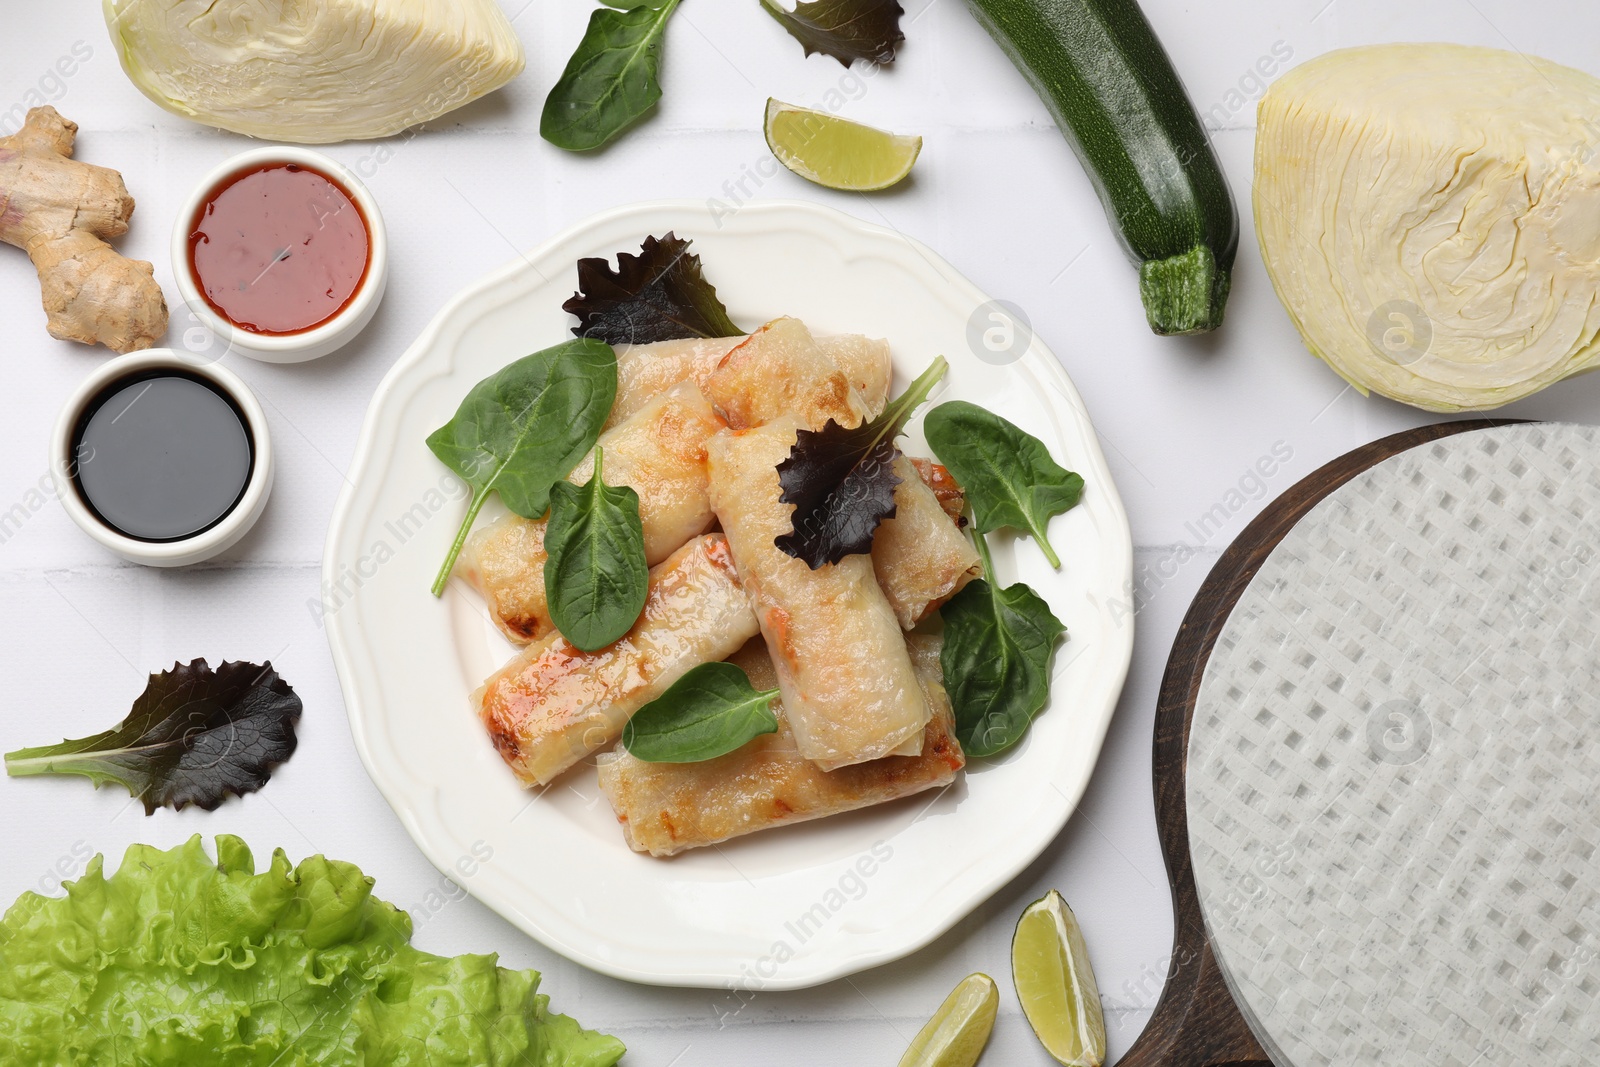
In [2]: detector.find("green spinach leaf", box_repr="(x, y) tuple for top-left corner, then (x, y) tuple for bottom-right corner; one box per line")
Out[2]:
(940, 534), (1066, 757)
(563, 232), (744, 345)
(543, 448), (650, 651)
(622, 662), (781, 762)
(760, 0), (904, 67)
(427, 339), (617, 596)
(542, 0), (682, 152)
(775, 355), (946, 567)
(4, 659), (301, 814)
(924, 400), (1083, 569)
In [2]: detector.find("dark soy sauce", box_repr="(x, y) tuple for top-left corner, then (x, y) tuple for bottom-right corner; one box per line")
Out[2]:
(71, 371), (254, 542)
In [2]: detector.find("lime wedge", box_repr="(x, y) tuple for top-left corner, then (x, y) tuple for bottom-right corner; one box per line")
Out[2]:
(764, 98), (922, 191)
(897, 972), (999, 1067)
(1012, 890), (1107, 1067)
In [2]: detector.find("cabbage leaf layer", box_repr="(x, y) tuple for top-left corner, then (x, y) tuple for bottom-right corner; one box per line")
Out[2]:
(1255, 43), (1600, 411)
(104, 0), (525, 143)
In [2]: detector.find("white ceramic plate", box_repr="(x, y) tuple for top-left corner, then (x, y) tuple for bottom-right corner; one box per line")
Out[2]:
(323, 199), (1133, 989)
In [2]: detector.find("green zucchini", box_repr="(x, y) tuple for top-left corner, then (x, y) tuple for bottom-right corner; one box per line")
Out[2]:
(965, 0), (1238, 334)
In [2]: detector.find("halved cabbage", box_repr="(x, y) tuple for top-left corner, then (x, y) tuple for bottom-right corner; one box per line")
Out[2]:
(103, 0), (526, 143)
(1255, 44), (1600, 411)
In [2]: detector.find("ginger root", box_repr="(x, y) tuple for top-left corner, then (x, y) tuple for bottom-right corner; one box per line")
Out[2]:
(0, 106), (168, 353)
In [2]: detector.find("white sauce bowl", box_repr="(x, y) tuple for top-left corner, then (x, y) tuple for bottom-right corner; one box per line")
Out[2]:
(171, 146), (388, 363)
(51, 350), (274, 567)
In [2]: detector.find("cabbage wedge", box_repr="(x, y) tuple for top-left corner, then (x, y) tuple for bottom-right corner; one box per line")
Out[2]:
(103, 0), (526, 143)
(1255, 44), (1600, 411)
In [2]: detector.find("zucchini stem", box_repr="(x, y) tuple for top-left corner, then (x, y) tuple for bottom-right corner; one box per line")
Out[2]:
(1139, 245), (1232, 335)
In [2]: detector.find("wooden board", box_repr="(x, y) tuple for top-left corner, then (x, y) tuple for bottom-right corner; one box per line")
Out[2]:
(1118, 419), (1518, 1067)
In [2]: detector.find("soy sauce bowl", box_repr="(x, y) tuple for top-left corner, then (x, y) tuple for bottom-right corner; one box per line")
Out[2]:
(51, 350), (274, 567)
(172, 146), (388, 364)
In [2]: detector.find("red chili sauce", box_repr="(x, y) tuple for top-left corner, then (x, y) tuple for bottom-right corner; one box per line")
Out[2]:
(188, 163), (370, 336)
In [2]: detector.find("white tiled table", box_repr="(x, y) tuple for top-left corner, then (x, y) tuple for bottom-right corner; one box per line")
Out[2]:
(3, 2), (1596, 1062)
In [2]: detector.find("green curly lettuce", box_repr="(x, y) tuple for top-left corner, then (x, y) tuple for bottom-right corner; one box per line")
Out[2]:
(0, 835), (625, 1067)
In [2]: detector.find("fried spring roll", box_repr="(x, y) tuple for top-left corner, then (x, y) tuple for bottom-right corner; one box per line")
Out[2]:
(608, 338), (740, 429)
(706, 318), (875, 431)
(814, 333), (892, 419)
(596, 635), (965, 857)
(707, 418), (931, 769)
(608, 333), (890, 428)
(872, 457), (981, 629)
(463, 327), (895, 645)
(460, 516), (549, 643)
(458, 381), (725, 644)
(475, 534), (761, 787)
(704, 319), (973, 626)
